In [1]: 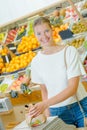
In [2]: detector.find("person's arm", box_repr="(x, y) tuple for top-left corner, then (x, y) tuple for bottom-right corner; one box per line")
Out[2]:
(40, 84), (50, 117)
(29, 76), (80, 117)
(46, 76), (79, 106)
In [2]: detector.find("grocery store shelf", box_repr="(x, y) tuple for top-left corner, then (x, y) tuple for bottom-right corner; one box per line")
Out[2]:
(0, 68), (26, 81)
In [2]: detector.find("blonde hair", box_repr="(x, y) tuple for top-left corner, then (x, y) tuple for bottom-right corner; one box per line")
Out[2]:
(33, 17), (51, 28)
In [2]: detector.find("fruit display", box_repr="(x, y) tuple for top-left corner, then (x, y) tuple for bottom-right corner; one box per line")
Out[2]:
(27, 20), (34, 36)
(0, 58), (5, 74)
(15, 24), (27, 41)
(49, 8), (67, 27)
(71, 21), (87, 34)
(17, 34), (40, 53)
(3, 51), (36, 73)
(65, 7), (78, 21)
(52, 23), (68, 42)
(20, 83), (31, 94)
(60, 8), (66, 18)
(0, 83), (8, 93)
(5, 28), (18, 43)
(0, 32), (6, 42)
(50, 16), (63, 27)
(65, 1), (84, 22)
(0, 76), (15, 93)
(0, 48), (8, 55)
(7, 75), (30, 91)
(67, 36), (85, 49)
(6, 43), (17, 53)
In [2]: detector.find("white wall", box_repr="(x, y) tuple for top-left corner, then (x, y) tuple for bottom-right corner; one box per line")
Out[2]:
(0, 0), (64, 26)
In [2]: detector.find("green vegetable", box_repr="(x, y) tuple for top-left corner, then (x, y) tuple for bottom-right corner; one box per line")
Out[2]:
(20, 83), (31, 94)
(0, 84), (8, 93)
(50, 16), (63, 27)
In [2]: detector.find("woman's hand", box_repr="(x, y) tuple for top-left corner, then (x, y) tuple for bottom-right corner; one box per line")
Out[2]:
(44, 108), (50, 117)
(29, 101), (48, 117)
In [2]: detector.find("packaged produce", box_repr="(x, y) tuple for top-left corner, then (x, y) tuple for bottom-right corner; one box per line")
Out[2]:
(25, 104), (46, 127)
(7, 75), (30, 91)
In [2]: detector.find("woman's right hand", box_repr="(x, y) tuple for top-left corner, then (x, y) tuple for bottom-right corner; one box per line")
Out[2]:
(44, 108), (50, 117)
(29, 101), (48, 117)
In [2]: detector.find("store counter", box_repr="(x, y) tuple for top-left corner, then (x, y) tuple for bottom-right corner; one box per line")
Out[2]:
(0, 86), (43, 129)
(0, 105), (25, 130)
(1, 105), (87, 130)
(0, 82), (87, 129)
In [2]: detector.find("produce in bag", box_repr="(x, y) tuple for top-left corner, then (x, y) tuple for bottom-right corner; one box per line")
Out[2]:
(25, 104), (46, 127)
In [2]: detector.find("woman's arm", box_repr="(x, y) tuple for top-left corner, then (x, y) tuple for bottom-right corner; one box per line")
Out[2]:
(40, 84), (50, 117)
(29, 76), (80, 117)
(46, 76), (79, 106)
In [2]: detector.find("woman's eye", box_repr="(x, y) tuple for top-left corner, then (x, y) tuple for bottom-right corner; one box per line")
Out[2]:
(37, 33), (41, 36)
(45, 29), (49, 32)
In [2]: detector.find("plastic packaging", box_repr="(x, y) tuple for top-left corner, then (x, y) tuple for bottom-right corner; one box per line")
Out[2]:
(25, 104), (46, 127)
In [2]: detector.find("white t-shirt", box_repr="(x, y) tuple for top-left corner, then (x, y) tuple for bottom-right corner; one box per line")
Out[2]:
(31, 46), (86, 107)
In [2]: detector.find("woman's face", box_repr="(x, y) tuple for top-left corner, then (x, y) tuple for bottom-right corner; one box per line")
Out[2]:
(34, 23), (53, 47)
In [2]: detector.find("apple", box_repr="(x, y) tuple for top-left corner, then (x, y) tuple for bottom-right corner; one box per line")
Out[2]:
(10, 85), (16, 90)
(16, 80), (21, 85)
(16, 85), (20, 91)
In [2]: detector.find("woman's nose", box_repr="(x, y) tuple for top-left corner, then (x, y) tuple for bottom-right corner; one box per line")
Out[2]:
(42, 33), (47, 38)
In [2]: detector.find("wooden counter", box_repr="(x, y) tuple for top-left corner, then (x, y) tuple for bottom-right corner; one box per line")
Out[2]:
(0, 82), (87, 129)
(1, 105), (87, 130)
(1, 105), (25, 130)
(0, 86), (42, 129)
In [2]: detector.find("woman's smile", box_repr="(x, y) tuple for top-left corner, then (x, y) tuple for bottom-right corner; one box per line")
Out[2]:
(34, 23), (53, 47)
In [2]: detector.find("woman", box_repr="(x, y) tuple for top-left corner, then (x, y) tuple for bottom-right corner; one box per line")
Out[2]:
(29, 17), (86, 128)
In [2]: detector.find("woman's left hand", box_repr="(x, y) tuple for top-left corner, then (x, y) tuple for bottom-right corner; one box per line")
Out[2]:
(29, 101), (48, 117)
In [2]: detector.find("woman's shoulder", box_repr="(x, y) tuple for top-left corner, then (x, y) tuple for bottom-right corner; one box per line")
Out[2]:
(66, 45), (77, 53)
(65, 45), (78, 60)
(31, 51), (41, 64)
(58, 45), (76, 51)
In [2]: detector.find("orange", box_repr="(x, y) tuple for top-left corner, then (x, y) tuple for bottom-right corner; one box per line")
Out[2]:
(0, 63), (4, 68)
(0, 58), (3, 62)
(2, 67), (6, 73)
(6, 68), (11, 72)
